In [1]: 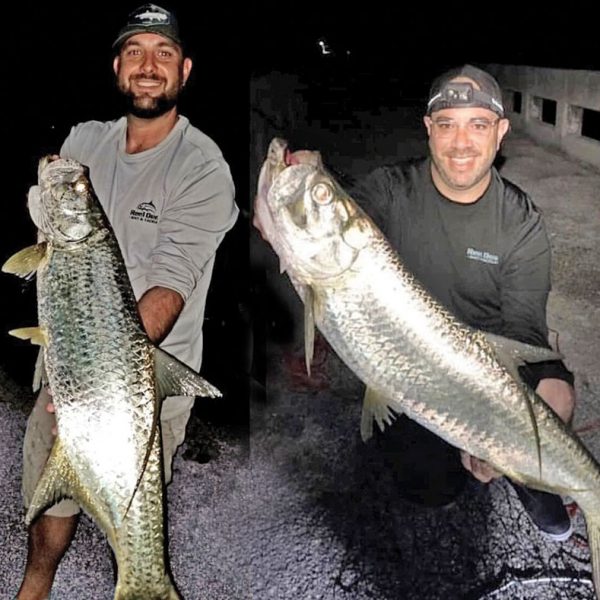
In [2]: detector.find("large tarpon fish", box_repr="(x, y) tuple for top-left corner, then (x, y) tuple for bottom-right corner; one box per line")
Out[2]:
(255, 137), (600, 595)
(3, 157), (221, 599)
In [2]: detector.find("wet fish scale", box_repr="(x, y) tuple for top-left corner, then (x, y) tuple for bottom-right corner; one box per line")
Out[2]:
(40, 229), (168, 583)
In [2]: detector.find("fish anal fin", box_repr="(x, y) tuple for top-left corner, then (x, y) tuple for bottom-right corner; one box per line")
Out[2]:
(9, 327), (48, 347)
(26, 437), (74, 525)
(2, 243), (47, 279)
(154, 347), (221, 400)
(360, 386), (402, 442)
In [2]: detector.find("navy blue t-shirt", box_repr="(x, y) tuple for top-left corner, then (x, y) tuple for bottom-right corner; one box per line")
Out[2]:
(353, 157), (573, 387)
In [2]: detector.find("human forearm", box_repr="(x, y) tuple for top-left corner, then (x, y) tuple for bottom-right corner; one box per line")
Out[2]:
(137, 286), (184, 344)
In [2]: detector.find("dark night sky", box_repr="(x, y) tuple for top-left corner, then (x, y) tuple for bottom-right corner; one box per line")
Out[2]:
(251, 3), (599, 73)
(6, 2), (596, 174)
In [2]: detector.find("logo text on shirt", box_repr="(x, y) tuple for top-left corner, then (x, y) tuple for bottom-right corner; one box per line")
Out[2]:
(466, 247), (499, 265)
(129, 201), (158, 225)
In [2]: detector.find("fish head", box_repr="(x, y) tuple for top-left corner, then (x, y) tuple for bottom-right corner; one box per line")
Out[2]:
(257, 138), (372, 283)
(30, 157), (104, 246)
(254, 138), (323, 273)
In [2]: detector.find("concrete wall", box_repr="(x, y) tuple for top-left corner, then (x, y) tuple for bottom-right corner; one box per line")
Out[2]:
(487, 64), (600, 170)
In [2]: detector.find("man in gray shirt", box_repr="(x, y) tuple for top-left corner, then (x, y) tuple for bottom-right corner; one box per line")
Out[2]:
(17, 4), (238, 598)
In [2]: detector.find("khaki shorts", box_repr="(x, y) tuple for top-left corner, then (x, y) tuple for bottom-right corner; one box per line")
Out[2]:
(22, 387), (195, 518)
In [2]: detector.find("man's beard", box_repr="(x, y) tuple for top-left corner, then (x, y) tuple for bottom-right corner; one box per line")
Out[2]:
(118, 74), (183, 119)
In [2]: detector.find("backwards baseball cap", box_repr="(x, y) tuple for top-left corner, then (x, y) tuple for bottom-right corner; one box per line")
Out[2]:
(112, 3), (181, 50)
(426, 64), (505, 118)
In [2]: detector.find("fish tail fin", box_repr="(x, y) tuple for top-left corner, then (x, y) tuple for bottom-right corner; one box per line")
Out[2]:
(584, 512), (600, 598)
(113, 577), (181, 599)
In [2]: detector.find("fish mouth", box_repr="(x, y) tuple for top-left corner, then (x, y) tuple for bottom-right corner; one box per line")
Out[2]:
(284, 147), (301, 166)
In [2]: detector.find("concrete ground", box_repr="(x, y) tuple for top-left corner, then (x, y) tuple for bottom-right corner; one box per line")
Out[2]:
(0, 108), (598, 599)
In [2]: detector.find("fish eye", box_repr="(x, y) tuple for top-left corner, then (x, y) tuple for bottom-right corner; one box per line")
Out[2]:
(311, 182), (334, 205)
(73, 179), (88, 194)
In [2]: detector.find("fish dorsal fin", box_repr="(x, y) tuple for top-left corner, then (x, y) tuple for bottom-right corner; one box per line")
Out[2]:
(9, 327), (48, 347)
(484, 332), (563, 366)
(123, 347), (221, 522)
(304, 286), (316, 377)
(124, 346), (221, 521)
(483, 332), (553, 480)
(2, 243), (48, 279)
(154, 347), (221, 400)
(523, 388), (543, 480)
(360, 386), (402, 442)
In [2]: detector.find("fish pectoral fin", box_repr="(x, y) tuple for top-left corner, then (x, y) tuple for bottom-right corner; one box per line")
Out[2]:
(1, 242), (47, 279)
(304, 286), (316, 377)
(360, 387), (402, 442)
(32, 347), (47, 392)
(484, 332), (563, 365)
(26, 437), (77, 526)
(154, 347), (222, 400)
(9, 327), (48, 347)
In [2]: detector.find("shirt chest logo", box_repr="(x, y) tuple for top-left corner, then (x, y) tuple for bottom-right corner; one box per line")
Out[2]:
(129, 200), (158, 224)
(466, 247), (499, 265)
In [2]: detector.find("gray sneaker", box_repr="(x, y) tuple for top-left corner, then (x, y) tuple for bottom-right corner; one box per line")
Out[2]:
(508, 480), (573, 542)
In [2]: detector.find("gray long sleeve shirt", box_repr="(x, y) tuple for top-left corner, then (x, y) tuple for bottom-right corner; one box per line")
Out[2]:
(60, 115), (238, 372)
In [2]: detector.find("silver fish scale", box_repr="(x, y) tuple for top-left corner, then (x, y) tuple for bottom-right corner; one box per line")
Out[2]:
(312, 219), (600, 504)
(37, 234), (173, 593)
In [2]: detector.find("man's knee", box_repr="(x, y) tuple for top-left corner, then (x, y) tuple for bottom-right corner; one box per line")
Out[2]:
(536, 378), (576, 424)
(161, 396), (195, 484)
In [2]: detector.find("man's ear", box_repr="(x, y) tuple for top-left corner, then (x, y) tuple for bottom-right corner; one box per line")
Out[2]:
(182, 57), (192, 85)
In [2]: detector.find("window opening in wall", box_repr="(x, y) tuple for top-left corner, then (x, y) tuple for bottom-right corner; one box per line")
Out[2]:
(581, 108), (600, 141)
(512, 91), (522, 114)
(541, 99), (557, 125)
